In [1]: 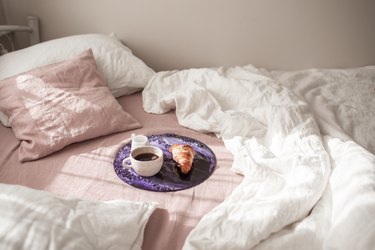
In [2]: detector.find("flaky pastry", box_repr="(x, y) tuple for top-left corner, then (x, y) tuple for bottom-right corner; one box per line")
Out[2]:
(169, 144), (195, 174)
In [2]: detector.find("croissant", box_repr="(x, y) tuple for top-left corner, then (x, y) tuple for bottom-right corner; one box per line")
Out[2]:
(169, 144), (195, 174)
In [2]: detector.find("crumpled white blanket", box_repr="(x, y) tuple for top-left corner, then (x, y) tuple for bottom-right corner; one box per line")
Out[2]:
(269, 66), (375, 155)
(250, 135), (375, 250)
(143, 65), (333, 249)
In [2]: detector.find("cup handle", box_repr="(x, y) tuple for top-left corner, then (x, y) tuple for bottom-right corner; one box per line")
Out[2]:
(122, 157), (132, 169)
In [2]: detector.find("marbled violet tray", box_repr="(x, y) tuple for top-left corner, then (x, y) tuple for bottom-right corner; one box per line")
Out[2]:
(113, 133), (217, 192)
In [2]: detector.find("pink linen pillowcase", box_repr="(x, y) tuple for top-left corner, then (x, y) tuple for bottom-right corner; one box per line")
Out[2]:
(0, 49), (141, 162)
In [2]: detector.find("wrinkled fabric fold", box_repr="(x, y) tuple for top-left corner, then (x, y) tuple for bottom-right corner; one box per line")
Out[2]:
(142, 65), (330, 249)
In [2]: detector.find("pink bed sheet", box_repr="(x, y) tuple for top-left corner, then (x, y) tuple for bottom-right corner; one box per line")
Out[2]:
(0, 92), (243, 250)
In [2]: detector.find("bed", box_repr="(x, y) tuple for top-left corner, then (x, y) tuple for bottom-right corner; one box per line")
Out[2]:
(0, 30), (374, 250)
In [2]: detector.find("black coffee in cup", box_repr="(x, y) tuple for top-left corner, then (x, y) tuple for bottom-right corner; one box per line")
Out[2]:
(135, 153), (159, 161)
(123, 145), (163, 177)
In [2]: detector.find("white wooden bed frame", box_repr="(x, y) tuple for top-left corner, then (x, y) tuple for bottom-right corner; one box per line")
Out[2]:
(0, 16), (39, 46)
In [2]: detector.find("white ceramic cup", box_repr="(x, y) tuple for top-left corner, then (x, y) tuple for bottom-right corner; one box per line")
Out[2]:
(131, 134), (149, 151)
(122, 146), (163, 177)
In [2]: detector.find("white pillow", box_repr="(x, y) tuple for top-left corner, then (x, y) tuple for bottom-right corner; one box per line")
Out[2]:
(0, 183), (156, 250)
(0, 33), (155, 127)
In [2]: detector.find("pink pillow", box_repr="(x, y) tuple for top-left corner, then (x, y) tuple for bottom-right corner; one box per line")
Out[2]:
(0, 49), (141, 162)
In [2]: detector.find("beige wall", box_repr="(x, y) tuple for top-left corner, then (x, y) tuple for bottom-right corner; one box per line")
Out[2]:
(2, 0), (375, 71)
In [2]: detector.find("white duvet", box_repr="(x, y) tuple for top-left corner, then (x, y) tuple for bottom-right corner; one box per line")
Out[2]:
(143, 65), (375, 249)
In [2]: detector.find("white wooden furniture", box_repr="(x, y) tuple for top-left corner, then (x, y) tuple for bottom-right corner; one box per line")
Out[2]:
(0, 16), (39, 48)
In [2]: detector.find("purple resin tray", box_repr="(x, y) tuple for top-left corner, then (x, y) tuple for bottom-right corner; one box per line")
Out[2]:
(113, 133), (217, 192)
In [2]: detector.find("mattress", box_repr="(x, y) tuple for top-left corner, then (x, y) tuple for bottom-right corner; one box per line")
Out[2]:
(0, 91), (243, 250)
